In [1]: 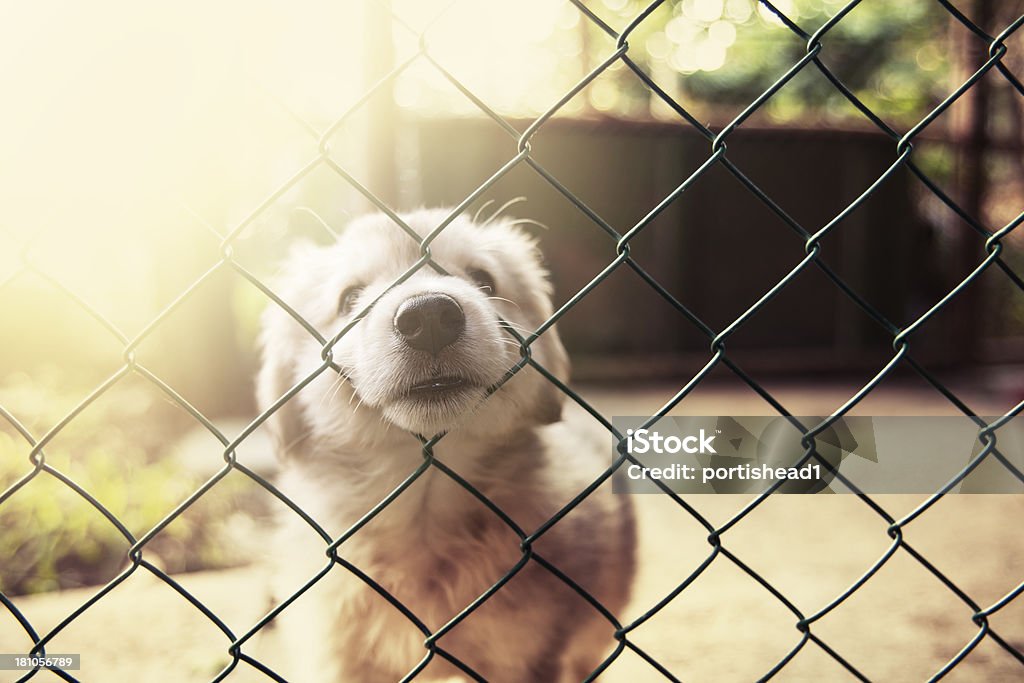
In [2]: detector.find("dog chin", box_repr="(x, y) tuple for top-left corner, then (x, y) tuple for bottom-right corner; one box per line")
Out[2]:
(380, 386), (487, 435)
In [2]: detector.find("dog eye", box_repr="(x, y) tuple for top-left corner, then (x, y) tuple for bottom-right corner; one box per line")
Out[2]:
(338, 285), (365, 316)
(468, 268), (496, 295)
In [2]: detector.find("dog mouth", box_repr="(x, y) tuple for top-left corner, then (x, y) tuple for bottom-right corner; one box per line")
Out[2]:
(405, 375), (474, 399)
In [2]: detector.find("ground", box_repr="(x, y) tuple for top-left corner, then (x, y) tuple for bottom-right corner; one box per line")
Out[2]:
(2, 380), (1022, 682)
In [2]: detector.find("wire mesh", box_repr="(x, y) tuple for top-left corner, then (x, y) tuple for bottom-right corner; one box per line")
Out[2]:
(1, 1), (1023, 681)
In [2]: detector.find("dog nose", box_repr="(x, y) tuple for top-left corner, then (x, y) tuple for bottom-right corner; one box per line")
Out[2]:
(394, 294), (465, 355)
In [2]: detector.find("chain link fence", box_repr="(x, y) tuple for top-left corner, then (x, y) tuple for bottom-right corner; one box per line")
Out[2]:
(2, 0), (1023, 681)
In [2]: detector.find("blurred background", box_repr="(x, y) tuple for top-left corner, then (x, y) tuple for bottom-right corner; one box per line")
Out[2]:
(0, 2), (1022, 678)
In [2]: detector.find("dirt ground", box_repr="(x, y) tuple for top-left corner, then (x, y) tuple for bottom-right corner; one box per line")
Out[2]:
(2, 381), (1022, 682)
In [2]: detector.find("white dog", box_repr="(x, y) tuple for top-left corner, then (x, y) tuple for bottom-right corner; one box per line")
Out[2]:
(257, 208), (635, 682)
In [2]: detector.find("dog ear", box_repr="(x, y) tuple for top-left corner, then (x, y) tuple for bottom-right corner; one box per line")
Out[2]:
(496, 225), (570, 426)
(256, 310), (310, 461)
(530, 325), (571, 425)
(256, 240), (324, 460)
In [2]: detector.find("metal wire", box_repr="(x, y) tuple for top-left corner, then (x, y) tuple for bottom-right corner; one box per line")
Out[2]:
(1, 1), (1023, 681)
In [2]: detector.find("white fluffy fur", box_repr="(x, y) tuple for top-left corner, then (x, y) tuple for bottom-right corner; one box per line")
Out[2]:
(258, 209), (635, 682)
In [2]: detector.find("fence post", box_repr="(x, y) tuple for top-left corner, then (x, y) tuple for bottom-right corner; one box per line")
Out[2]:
(951, 0), (993, 365)
(363, 0), (398, 207)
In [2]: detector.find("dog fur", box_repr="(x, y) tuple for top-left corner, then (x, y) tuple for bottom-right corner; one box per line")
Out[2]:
(257, 208), (635, 682)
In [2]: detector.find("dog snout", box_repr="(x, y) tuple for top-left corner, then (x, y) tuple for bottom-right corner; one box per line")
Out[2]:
(393, 293), (465, 355)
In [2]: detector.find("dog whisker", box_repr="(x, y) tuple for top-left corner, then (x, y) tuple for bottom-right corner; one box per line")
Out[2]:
(506, 218), (550, 232)
(482, 196), (527, 225)
(497, 321), (537, 337)
(471, 200), (495, 225)
(492, 338), (524, 351)
(280, 426), (317, 454)
(323, 373), (349, 406)
(486, 295), (521, 310)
